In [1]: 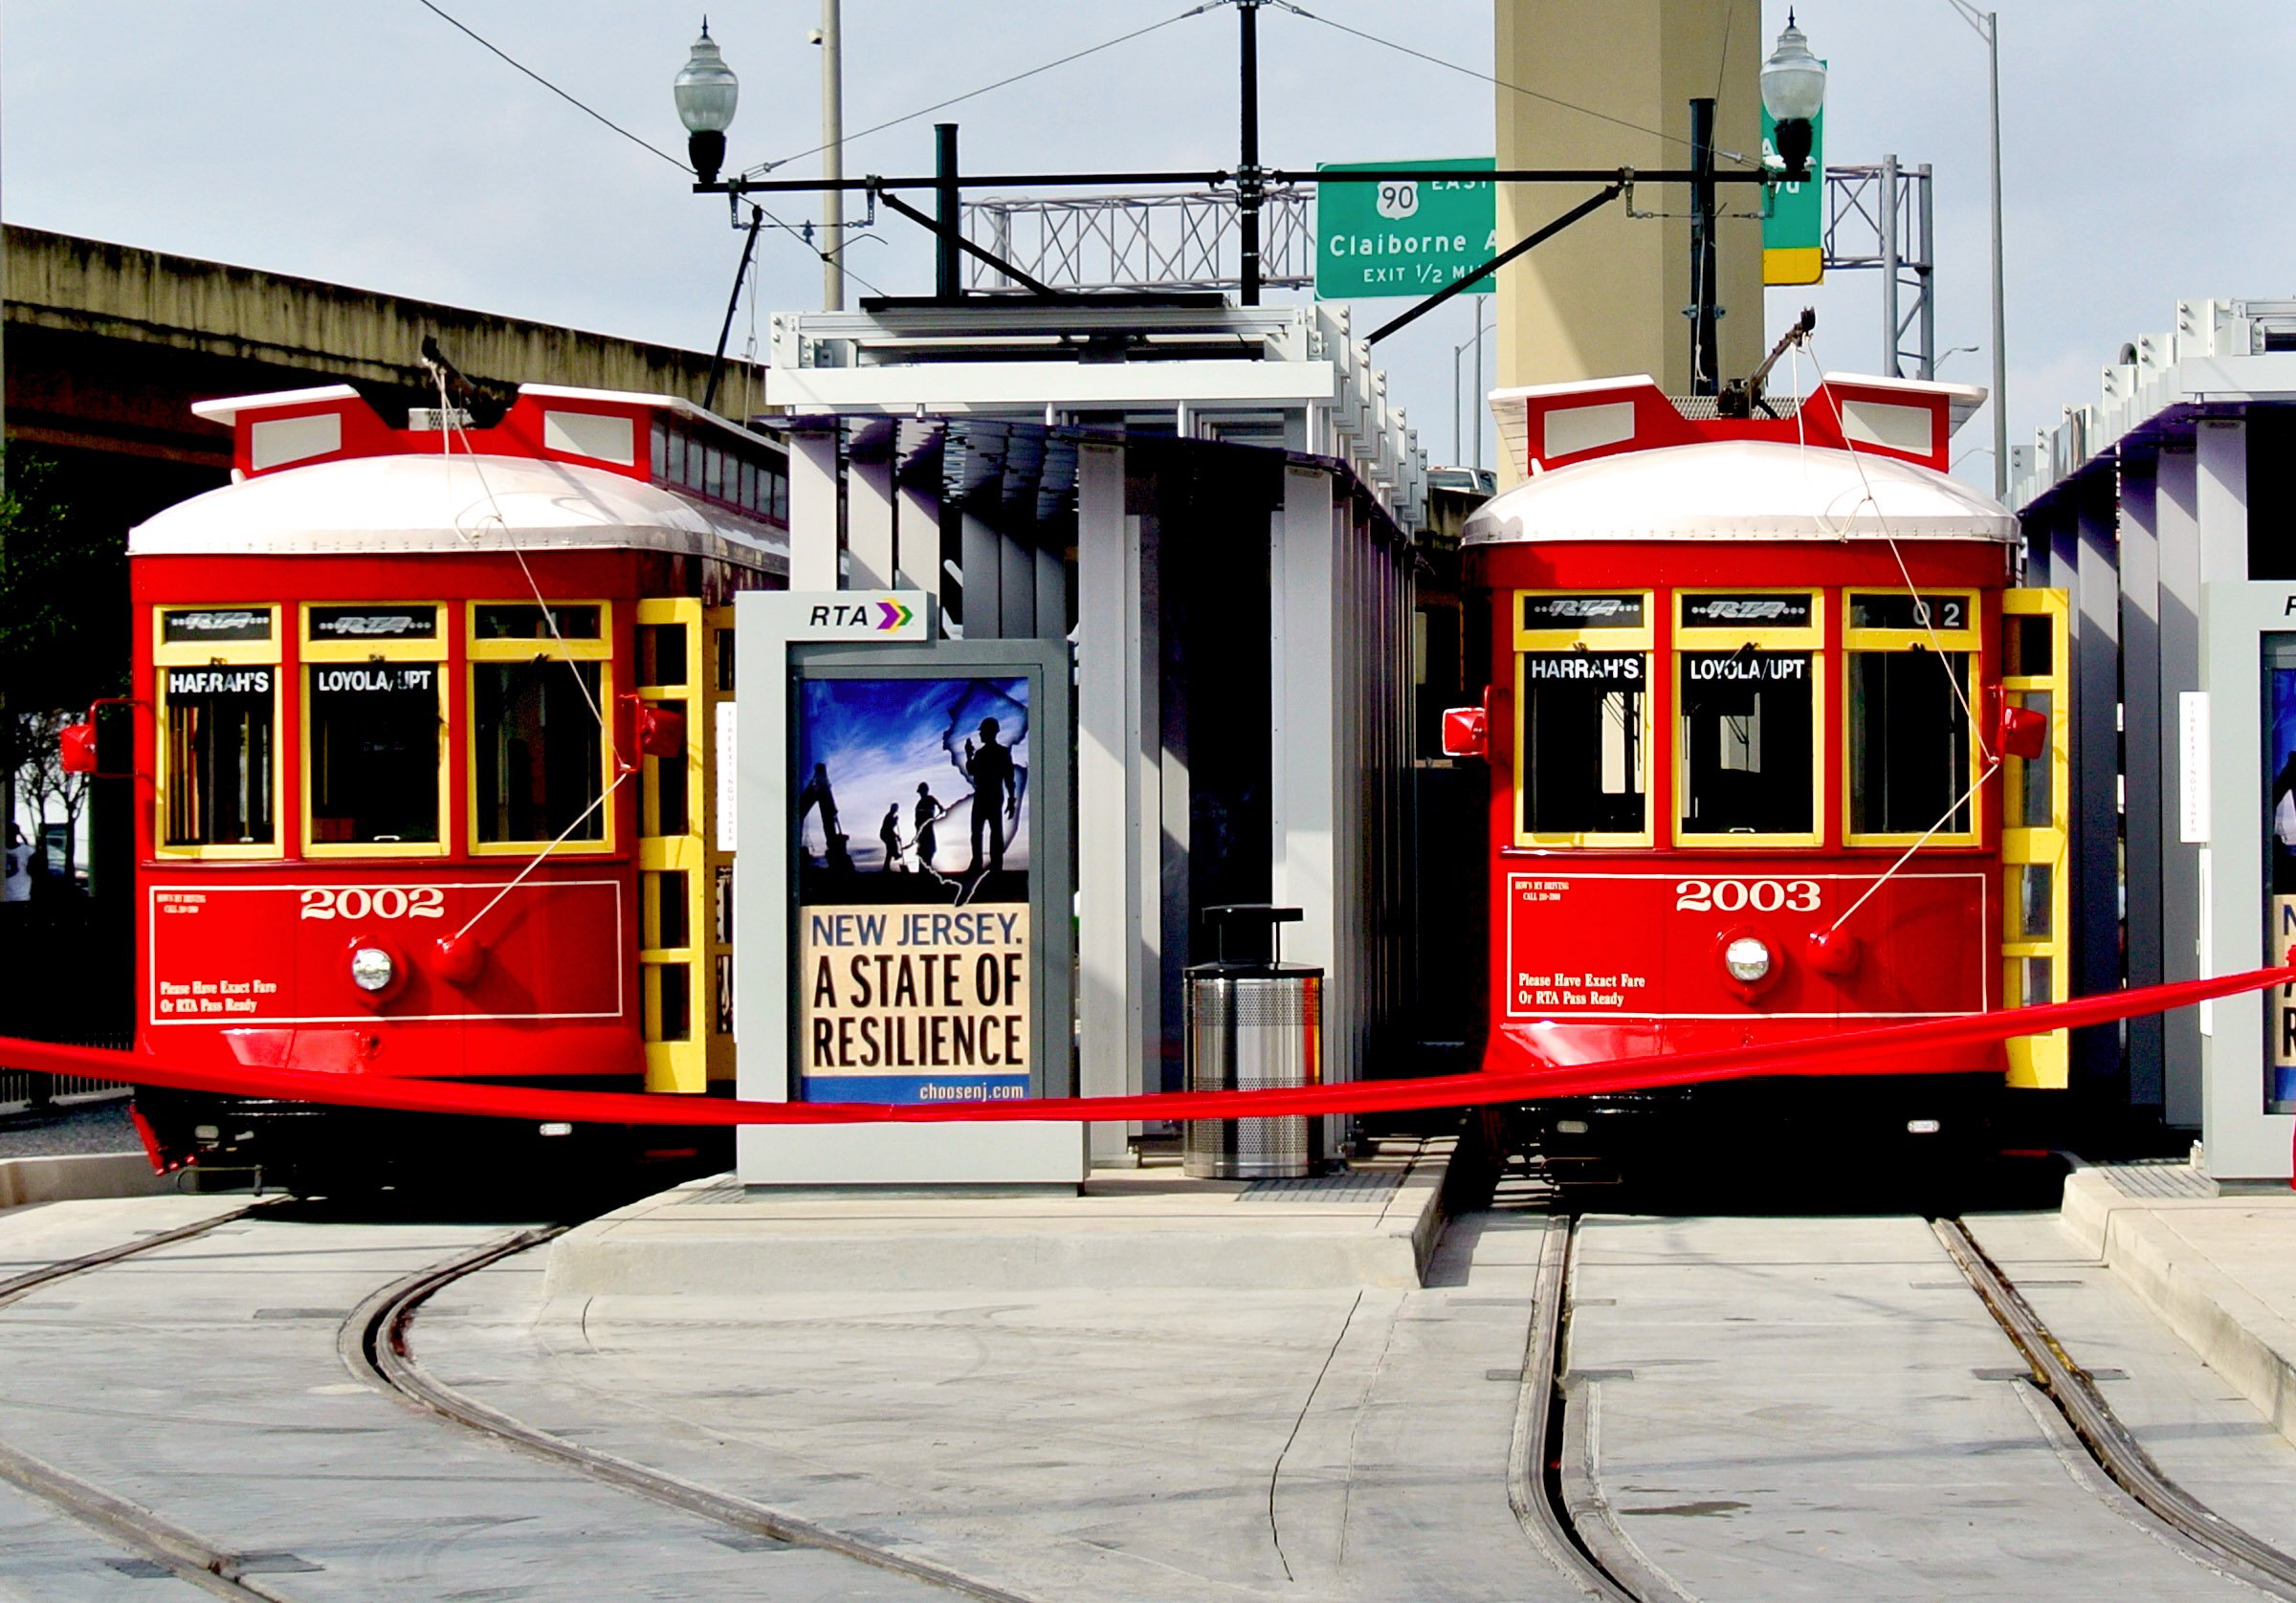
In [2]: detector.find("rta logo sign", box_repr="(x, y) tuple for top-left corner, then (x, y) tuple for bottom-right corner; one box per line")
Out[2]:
(806, 600), (915, 631)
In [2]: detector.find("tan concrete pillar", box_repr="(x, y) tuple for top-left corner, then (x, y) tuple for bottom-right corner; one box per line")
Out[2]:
(1492, 0), (1763, 434)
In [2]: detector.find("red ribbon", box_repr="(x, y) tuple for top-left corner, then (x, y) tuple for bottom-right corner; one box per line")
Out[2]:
(5, 962), (2289, 1129)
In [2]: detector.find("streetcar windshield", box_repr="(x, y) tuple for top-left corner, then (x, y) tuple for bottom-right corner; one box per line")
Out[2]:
(1519, 651), (1645, 836)
(163, 668), (276, 846)
(1678, 650), (1814, 834)
(1849, 651), (1972, 835)
(475, 662), (605, 843)
(309, 664), (441, 844)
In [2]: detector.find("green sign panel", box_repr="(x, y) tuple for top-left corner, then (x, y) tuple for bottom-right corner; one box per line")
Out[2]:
(1760, 99), (1825, 287)
(1315, 158), (1496, 299)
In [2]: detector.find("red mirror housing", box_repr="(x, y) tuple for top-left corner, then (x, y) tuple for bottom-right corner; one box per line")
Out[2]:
(1441, 705), (1488, 760)
(57, 721), (98, 776)
(635, 703), (685, 760)
(1999, 704), (2047, 761)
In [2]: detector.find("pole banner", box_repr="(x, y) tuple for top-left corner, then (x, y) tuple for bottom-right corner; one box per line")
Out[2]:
(4, 963), (2290, 1131)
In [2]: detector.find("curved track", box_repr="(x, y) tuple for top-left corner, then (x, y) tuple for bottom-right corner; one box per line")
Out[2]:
(1517, 1209), (2296, 1603)
(0, 1202), (289, 1599)
(340, 1224), (1040, 1603)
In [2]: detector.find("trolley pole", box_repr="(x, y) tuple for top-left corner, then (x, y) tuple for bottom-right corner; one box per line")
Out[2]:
(1689, 97), (1719, 396)
(1237, 0), (1263, 307)
(1985, 11), (2007, 500)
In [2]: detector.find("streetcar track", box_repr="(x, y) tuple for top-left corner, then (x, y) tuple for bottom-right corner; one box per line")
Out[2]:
(340, 1224), (1044, 1603)
(1934, 1215), (2296, 1601)
(0, 1201), (295, 1598)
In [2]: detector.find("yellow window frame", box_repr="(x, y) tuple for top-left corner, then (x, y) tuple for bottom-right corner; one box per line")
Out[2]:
(1842, 587), (1983, 848)
(152, 604), (285, 861)
(465, 599), (615, 857)
(2000, 587), (2071, 1089)
(1510, 589), (1655, 848)
(298, 604), (451, 860)
(1672, 588), (1825, 849)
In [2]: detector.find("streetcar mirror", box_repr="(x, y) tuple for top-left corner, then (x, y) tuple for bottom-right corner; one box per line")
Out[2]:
(634, 703), (685, 759)
(1440, 705), (1488, 760)
(1998, 704), (2046, 761)
(57, 721), (97, 776)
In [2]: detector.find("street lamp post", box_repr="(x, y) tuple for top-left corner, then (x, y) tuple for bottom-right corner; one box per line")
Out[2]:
(672, 23), (739, 187)
(1946, 1), (2008, 500)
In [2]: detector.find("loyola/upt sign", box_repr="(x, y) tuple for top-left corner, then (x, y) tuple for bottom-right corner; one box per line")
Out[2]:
(1315, 158), (1496, 299)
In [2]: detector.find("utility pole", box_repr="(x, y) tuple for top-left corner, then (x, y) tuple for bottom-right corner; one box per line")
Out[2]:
(820, 0), (845, 312)
(1689, 97), (1719, 396)
(1237, 0), (1262, 306)
(1984, 11), (2007, 499)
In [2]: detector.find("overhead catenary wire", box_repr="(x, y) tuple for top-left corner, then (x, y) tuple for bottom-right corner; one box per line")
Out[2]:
(409, 0), (883, 294)
(753, 1), (1226, 178)
(1269, 0), (1761, 168)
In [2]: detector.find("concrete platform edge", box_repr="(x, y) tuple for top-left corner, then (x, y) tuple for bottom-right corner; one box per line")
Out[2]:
(2061, 1167), (2296, 1449)
(545, 1136), (1460, 1296)
(0, 1152), (166, 1210)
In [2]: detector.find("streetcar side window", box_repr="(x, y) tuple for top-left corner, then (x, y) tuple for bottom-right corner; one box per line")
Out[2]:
(468, 601), (614, 852)
(475, 661), (606, 845)
(1519, 653), (1645, 835)
(1848, 652), (1973, 836)
(1843, 591), (1981, 845)
(163, 668), (276, 846)
(154, 606), (282, 856)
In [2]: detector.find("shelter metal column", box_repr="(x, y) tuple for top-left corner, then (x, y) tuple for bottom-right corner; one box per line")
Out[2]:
(2196, 416), (2249, 1150)
(2155, 442), (2204, 1126)
(894, 455), (941, 598)
(2073, 479), (2122, 1087)
(1076, 443), (1143, 1164)
(2120, 453), (2165, 1109)
(787, 427), (842, 592)
(846, 436), (895, 590)
(1270, 466), (1350, 1152)
(960, 510), (1002, 637)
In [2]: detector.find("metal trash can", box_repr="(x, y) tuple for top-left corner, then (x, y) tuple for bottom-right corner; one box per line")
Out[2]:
(1183, 905), (1323, 1180)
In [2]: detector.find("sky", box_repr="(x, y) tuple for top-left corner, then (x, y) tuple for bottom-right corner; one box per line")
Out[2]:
(6, 2), (2292, 495)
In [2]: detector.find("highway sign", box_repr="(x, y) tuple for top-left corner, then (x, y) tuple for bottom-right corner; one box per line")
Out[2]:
(1761, 100), (1825, 286)
(1315, 158), (1496, 299)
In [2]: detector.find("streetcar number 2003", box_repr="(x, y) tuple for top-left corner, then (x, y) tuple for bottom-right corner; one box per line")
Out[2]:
(298, 888), (446, 920)
(1674, 879), (1820, 912)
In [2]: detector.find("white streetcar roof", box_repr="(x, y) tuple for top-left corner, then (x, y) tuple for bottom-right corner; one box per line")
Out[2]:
(1461, 438), (2017, 545)
(129, 450), (787, 571)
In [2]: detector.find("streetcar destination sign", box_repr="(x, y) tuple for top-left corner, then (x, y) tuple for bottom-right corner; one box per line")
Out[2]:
(1315, 158), (1496, 299)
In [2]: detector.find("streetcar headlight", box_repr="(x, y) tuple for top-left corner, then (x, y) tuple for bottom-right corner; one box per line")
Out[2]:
(349, 946), (395, 993)
(1723, 935), (1773, 983)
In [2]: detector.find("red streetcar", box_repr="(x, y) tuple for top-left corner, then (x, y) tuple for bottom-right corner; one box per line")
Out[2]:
(85, 381), (787, 1187)
(1448, 367), (2070, 1158)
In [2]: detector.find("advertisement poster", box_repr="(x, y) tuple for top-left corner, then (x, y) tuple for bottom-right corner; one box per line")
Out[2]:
(2268, 666), (2296, 1112)
(793, 673), (1033, 1104)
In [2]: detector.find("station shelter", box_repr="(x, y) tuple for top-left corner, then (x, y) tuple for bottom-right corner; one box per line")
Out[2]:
(757, 296), (1426, 1167)
(2012, 297), (2296, 1182)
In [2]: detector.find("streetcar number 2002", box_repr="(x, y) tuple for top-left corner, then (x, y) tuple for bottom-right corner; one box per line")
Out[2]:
(299, 887), (446, 920)
(1674, 878), (1820, 912)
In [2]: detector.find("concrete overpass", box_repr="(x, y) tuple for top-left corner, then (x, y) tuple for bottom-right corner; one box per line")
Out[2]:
(3, 224), (762, 525)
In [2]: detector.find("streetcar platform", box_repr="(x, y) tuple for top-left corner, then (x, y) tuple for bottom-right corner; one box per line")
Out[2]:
(542, 1133), (1459, 1296)
(2062, 1161), (2296, 1450)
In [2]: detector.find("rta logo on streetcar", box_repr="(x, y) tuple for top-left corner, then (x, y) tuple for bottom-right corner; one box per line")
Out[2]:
(298, 887), (446, 920)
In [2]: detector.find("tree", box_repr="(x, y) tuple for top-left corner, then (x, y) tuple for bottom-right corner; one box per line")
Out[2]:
(0, 448), (129, 841)
(15, 709), (90, 880)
